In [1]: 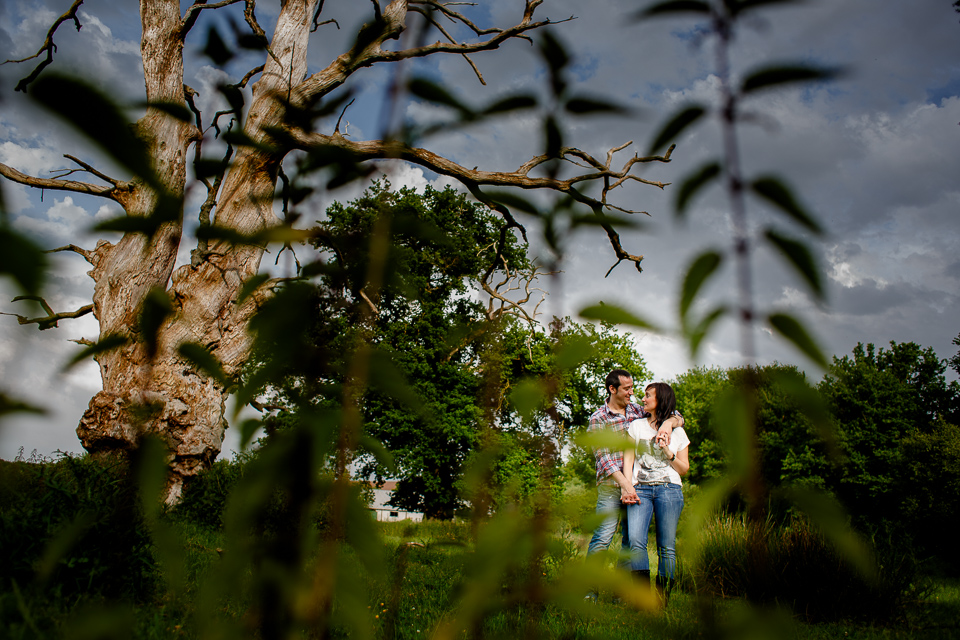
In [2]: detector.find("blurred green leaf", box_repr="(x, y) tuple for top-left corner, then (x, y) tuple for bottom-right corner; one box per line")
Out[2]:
(770, 367), (840, 459)
(177, 341), (231, 387)
(713, 385), (753, 479)
(408, 78), (473, 118)
(0, 226), (46, 296)
(368, 349), (429, 418)
(573, 429), (636, 453)
(510, 377), (545, 421)
(555, 335), (596, 371)
(675, 161), (721, 216)
(237, 417), (262, 450)
(781, 485), (877, 581)
(730, 0), (804, 16)
(679, 476), (737, 563)
(144, 100), (194, 123)
(136, 435), (188, 592)
(687, 305), (727, 359)
(238, 273), (270, 304)
(0, 391), (46, 417)
(648, 105), (707, 155)
(751, 176), (823, 234)
(358, 434), (396, 475)
(764, 228), (824, 299)
(768, 312), (829, 368)
(484, 191), (543, 217)
(203, 26), (234, 66)
(63, 333), (130, 371)
(481, 94), (538, 115)
(30, 75), (160, 190)
(741, 64), (841, 94)
(635, 0), (712, 19)
(679, 250), (723, 320)
(139, 287), (173, 360)
(579, 303), (658, 330)
(538, 29), (570, 73)
(545, 115), (563, 158)
(194, 158), (229, 180)
(565, 96), (628, 115)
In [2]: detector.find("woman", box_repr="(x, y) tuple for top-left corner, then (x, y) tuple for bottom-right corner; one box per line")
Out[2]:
(621, 381), (690, 600)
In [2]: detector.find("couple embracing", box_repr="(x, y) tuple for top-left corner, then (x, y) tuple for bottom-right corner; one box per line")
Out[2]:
(585, 368), (690, 601)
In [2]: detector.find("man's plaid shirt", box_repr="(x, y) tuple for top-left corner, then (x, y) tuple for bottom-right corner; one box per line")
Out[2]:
(588, 402), (649, 484)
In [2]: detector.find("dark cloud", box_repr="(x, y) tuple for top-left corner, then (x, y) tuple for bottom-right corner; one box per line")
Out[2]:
(832, 279), (917, 316)
(946, 260), (960, 279)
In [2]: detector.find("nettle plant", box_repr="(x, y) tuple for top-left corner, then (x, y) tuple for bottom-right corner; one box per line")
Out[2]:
(600, 0), (877, 598)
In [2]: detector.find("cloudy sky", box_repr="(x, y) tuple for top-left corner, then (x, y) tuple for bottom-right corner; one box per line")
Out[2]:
(1, 0), (958, 460)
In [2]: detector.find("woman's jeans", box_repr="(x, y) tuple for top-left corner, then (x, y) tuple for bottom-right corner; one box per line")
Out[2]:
(625, 483), (684, 578)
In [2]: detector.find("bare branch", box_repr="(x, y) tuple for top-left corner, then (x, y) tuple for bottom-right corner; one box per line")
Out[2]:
(359, 289), (379, 316)
(0, 162), (123, 202)
(4, 0), (84, 92)
(181, 0), (244, 37)
(295, 0), (567, 103)
(237, 64), (265, 89)
(408, 5), (486, 84)
(292, 131), (672, 272)
(191, 143), (234, 267)
(2, 297), (94, 330)
(311, 0), (340, 32)
(244, 0), (281, 66)
(335, 99), (356, 134)
(61, 155), (121, 186)
(249, 398), (285, 412)
(49, 244), (94, 264)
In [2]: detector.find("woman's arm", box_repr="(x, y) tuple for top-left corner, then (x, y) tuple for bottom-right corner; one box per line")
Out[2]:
(667, 446), (690, 476)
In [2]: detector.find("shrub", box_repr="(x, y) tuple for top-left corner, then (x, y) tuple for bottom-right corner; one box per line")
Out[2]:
(692, 514), (928, 623)
(170, 452), (252, 529)
(0, 453), (157, 602)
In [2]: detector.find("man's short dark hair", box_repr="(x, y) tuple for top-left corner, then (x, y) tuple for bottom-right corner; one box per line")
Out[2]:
(605, 369), (632, 394)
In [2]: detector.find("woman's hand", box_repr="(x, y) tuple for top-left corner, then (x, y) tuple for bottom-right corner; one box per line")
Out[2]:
(621, 486), (639, 504)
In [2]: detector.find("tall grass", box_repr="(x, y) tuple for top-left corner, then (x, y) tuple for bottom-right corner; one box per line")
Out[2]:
(692, 514), (930, 623)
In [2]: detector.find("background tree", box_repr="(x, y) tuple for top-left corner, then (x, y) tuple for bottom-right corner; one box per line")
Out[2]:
(0, 0), (674, 498)
(818, 341), (960, 536)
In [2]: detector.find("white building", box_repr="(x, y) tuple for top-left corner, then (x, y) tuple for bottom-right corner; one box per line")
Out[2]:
(368, 481), (424, 522)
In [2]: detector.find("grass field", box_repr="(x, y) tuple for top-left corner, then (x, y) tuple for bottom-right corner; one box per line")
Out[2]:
(3, 455), (959, 640)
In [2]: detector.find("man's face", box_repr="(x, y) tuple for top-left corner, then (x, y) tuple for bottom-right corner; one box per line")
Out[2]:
(609, 375), (634, 409)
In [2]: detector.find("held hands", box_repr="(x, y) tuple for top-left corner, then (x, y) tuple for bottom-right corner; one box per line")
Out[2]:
(620, 486), (639, 504)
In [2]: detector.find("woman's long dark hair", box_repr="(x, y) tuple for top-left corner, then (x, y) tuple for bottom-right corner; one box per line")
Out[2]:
(645, 382), (676, 428)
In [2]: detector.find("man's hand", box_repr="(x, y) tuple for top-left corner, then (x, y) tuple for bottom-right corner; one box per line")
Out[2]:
(656, 415), (680, 447)
(621, 486), (639, 504)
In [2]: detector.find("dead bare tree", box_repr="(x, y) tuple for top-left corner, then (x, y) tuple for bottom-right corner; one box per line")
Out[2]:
(0, 0), (673, 501)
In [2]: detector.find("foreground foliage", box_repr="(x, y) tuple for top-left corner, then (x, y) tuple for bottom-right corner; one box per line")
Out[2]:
(3, 465), (960, 639)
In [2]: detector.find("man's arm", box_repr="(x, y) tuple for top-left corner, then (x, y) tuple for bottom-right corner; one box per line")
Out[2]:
(656, 412), (684, 447)
(620, 448), (637, 504)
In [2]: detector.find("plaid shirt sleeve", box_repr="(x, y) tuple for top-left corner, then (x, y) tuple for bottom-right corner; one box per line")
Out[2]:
(589, 409), (624, 482)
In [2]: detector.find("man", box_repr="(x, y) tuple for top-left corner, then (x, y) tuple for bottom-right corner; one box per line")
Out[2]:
(585, 369), (681, 590)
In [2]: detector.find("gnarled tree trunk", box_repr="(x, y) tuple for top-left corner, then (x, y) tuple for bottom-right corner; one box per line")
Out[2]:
(2, 0), (672, 502)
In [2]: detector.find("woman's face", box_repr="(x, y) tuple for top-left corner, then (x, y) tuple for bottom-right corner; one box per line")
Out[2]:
(642, 386), (657, 414)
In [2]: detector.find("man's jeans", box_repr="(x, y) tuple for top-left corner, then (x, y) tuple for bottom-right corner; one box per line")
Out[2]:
(624, 483), (684, 578)
(587, 481), (628, 557)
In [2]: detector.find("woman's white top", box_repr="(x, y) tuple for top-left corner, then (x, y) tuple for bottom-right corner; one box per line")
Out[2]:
(626, 418), (690, 486)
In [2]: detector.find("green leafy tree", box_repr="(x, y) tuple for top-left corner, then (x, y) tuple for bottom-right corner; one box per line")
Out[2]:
(669, 365), (729, 484)
(819, 341), (960, 533)
(901, 420), (960, 574)
(948, 332), (960, 377)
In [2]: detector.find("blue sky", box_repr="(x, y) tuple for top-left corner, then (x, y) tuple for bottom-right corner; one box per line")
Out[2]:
(1, 0), (958, 459)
